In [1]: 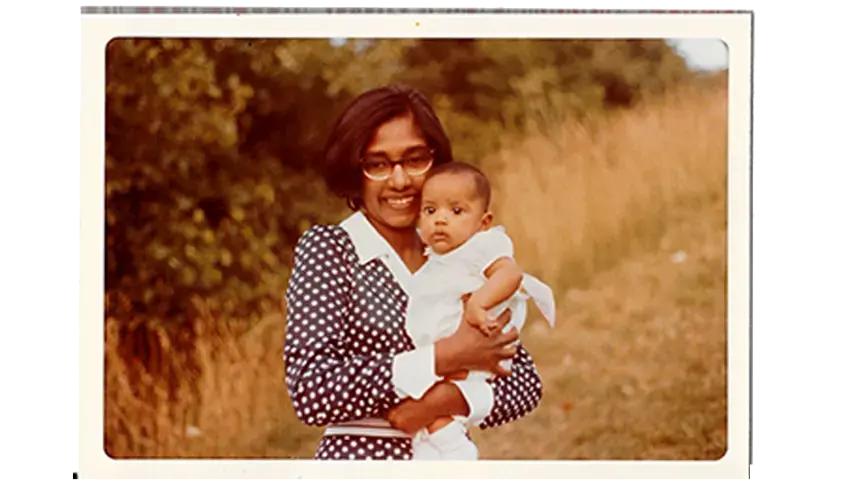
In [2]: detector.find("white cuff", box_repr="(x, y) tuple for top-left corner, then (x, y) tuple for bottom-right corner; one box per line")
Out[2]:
(450, 377), (495, 427)
(392, 345), (442, 400)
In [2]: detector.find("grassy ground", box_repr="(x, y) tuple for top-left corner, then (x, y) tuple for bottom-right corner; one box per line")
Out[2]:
(104, 81), (728, 460)
(470, 190), (727, 460)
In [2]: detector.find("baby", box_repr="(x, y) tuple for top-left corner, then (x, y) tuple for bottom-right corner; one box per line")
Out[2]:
(405, 161), (556, 460)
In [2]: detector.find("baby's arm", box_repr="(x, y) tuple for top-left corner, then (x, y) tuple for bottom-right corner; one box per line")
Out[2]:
(464, 256), (524, 335)
(427, 264), (522, 434)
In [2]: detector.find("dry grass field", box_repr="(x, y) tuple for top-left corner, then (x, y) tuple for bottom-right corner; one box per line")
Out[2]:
(104, 80), (728, 460)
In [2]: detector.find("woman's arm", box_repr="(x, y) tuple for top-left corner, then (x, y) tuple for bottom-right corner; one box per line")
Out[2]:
(411, 345), (543, 429)
(385, 340), (543, 432)
(384, 381), (471, 434)
(385, 311), (543, 432)
(284, 226), (406, 427)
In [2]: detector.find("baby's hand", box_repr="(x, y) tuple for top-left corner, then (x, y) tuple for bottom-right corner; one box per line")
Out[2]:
(463, 301), (493, 336)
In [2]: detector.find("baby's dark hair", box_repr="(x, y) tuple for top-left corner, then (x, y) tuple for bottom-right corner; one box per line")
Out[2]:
(425, 161), (492, 209)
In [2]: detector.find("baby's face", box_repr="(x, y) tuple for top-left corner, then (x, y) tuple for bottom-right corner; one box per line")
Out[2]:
(418, 173), (489, 255)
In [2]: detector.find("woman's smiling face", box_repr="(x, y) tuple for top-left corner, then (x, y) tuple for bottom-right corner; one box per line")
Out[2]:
(360, 112), (432, 232)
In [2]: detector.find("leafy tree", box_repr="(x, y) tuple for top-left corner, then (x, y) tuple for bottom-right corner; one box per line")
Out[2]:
(105, 38), (695, 329)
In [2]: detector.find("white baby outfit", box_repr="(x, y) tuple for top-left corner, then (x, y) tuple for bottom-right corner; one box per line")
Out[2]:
(405, 226), (556, 460)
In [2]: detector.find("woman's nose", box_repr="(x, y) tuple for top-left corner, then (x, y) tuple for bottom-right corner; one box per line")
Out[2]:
(387, 163), (410, 189)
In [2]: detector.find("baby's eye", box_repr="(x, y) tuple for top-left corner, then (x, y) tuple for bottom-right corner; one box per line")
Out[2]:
(452, 207), (463, 214)
(423, 207), (435, 214)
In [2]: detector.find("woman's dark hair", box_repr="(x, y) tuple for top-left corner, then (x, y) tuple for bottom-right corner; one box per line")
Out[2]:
(322, 84), (454, 210)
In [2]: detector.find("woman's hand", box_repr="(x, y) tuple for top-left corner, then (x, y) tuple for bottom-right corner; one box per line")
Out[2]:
(434, 307), (519, 377)
(385, 382), (470, 434)
(385, 398), (434, 435)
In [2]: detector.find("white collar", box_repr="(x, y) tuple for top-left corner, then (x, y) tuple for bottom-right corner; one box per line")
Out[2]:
(339, 211), (419, 294)
(339, 210), (395, 265)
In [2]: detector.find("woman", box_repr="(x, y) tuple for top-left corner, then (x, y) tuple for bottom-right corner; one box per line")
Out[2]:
(283, 84), (543, 460)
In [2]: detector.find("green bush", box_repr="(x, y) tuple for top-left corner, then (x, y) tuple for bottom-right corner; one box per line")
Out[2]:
(105, 38), (695, 327)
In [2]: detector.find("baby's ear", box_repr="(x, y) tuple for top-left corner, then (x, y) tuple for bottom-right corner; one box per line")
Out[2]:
(481, 211), (494, 230)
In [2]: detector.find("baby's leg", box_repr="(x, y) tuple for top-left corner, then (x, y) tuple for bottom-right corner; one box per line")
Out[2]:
(425, 420), (479, 460)
(412, 430), (443, 460)
(424, 374), (486, 460)
(426, 416), (455, 434)
(466, 371), (492, 383)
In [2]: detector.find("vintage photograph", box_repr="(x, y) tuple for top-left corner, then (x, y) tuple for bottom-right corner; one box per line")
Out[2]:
(101, 32), (736, 464)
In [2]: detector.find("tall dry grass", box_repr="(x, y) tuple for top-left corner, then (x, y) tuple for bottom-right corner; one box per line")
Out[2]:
(485, 81), (728, 292)
(104, 303), (315, 458)
(104, 80), (728, 459)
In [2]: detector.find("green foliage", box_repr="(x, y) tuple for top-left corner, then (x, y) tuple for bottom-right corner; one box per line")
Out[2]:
(105, 38), (695, 326)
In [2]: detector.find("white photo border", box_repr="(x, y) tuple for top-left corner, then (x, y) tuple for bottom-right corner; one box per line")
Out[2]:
(81, 10), (753, 479)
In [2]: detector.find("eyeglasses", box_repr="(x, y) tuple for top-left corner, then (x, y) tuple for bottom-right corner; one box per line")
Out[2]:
(360, 147), (435, 181)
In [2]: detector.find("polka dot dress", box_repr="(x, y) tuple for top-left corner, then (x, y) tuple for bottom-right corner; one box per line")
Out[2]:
(316, 435), (412, 461)
(283, 225), (544, 460)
